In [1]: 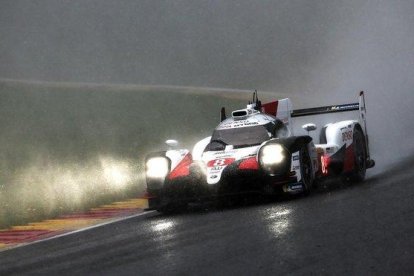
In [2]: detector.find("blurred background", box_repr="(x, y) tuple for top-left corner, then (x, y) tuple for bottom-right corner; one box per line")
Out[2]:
(0, 0), (413, 227)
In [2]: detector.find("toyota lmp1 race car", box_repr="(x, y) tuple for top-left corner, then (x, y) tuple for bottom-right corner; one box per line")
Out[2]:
(145, 91), (375, 212)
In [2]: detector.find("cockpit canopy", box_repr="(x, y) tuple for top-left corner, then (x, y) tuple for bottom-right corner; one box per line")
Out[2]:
(205, 115), (289, 151)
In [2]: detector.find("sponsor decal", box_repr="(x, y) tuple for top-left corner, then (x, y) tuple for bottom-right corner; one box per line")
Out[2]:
(232, 121), (258, 128)
(243, 122), (259, 126)
(331, 104), (359, 111)
(210, 175), (218, 179)
(290, 184), (303, 190)
(342, 130), (353, 142)
(218, 120), (260, 129)
(214, 151), (235, 156)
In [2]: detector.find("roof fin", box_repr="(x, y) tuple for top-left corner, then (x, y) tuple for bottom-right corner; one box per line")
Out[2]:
(220, 107), (226, 122)
(253, 90), (261, 111)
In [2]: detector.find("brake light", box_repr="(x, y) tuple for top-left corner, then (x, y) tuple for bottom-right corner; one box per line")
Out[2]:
(321, 155), (330, 175)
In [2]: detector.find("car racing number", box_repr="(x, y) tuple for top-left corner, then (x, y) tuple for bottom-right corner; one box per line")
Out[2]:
(207, 158), (235, 169)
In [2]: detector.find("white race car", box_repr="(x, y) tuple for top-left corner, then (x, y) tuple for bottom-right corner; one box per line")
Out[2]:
(145, 91), (375, 212)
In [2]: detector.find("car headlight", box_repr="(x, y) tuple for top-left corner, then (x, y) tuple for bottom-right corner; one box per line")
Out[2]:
(259, 143), (291, 175)
(146, 157), (169, 178)
(260, 144), (285, 165)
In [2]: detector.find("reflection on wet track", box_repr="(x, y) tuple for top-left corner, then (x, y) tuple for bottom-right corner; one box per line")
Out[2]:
(263, 208), (292, 236)
(152, 220), (175, 232)
(1, 160), (414, 275)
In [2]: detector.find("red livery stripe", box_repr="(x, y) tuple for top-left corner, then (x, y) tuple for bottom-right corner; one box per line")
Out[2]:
(168, 153), (192, 179)
(239, 157), (259, 170)
(261, 101), (279, 116)
(343, 143), (355, 172)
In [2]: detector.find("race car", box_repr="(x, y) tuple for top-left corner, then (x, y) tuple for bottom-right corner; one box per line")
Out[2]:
(145, 91), (375, 212)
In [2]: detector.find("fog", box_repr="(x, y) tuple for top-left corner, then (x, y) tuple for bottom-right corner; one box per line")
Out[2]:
(0, 1), (413, 226)
(2, 0), (413, 160)
(0, 1), (411, 90)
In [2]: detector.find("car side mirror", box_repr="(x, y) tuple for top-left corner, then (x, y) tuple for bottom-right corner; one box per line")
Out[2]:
(302, 123), (317, 132)
(165, 139), (179, 149)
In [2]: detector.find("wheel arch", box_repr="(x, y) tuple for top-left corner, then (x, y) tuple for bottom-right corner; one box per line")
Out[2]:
(264, 135), (313, 153)
(353, 123), (367, 152)
(353, 123), (364, 136)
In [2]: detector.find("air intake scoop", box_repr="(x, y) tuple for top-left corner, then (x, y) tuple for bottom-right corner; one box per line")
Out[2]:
(232, 109), (248, 120)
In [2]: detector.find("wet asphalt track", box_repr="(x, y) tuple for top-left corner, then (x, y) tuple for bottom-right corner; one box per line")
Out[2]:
(0, 160), (414, 275)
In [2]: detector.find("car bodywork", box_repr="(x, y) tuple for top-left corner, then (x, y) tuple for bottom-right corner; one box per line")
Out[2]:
(145, 91), (375, 211)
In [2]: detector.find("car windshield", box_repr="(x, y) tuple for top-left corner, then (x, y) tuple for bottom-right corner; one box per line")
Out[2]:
(210, 125), (271, 148)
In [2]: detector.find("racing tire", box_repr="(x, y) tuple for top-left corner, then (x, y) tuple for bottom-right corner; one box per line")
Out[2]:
(300, 145), (313, 195)
(157, 196), (187, 214)
(348, 128), (367, 183)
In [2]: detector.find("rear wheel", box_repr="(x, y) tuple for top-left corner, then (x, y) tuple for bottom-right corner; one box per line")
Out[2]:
(300, 146), (313, 195)
(349, 128), (367, 182)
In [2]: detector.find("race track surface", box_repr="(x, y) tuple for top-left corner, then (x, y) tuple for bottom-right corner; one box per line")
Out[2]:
(1, 160), (413, 275)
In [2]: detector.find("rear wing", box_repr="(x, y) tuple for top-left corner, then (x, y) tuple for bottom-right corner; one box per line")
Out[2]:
(291, 102), (359, 117)
(290, 92), (366, 119)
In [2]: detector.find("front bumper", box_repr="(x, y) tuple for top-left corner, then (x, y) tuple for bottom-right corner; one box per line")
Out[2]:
(146, 169), (299, 210)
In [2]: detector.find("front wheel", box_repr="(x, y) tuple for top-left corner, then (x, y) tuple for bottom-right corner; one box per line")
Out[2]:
(157, 196), (187, 214)
(300, 145), (313, 195)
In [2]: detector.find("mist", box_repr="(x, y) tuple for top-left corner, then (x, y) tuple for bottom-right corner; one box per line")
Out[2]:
(2, 0), (413, 160)
(0, 1), (410, 89)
